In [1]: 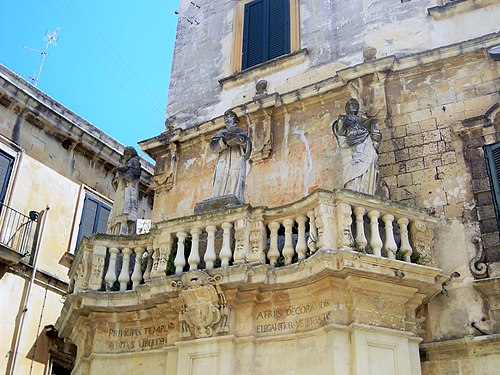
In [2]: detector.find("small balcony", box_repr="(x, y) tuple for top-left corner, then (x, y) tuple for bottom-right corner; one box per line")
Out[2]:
(0, 202), (38, 270)
(68, 189), (438, 295)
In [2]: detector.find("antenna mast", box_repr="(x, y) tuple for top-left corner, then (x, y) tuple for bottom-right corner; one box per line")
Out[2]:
(21, 27), (60, 86)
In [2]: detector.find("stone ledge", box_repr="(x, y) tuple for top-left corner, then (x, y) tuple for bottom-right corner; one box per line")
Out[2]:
(428, 0), (498, 20)
(218, 49), (308, 90)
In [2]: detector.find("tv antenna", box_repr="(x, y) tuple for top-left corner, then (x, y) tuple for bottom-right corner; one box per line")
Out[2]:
(21, 27), (60, 86)
(174, 2), (201, 25)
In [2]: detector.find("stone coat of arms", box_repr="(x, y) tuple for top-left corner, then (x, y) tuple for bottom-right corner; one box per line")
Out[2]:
(172, 271), (230, 339)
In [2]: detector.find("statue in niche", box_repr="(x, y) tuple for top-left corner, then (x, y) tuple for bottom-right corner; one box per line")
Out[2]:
(332, 98), (382, 195)
(107, 146), (142, 235)
(210, 110), (252, 203)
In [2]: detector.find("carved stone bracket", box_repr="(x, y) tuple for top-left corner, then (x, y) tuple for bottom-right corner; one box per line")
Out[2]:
(172, 271), (230, 339)
(470, 235), (489, 279)
(153, 142), (178, 194)
(248, 108), (273, 163)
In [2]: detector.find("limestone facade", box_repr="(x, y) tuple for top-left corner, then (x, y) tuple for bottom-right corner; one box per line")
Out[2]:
(58, 1), (500, 375)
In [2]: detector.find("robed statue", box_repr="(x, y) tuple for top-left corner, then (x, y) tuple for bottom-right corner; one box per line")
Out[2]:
(210, 110), (252, 203)
(107, 146), (142, 235)
(332, 98), (382, 195)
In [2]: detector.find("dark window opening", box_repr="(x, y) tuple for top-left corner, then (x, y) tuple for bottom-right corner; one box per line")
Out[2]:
(242, 0), (290, 70)
(484, 142), (500, 231)
(76, 194), (111, 250)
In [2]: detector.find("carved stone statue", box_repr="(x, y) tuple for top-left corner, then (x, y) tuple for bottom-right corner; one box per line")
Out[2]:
(332, 98), (382, 195)
(210, 110), (252, 204)
(107, 146), (142, 235)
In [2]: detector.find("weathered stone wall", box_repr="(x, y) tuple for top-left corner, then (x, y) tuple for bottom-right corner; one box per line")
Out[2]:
(167, 0), (500, 129)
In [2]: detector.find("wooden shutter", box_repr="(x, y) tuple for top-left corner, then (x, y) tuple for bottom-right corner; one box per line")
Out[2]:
(268, 0), (290, 60)
(0, 150), (14, 204)
(76, 194), (111, 249)
(485, 143), (500, 230)
(242, 0), (290, 70)
(243, 0), (265, 69)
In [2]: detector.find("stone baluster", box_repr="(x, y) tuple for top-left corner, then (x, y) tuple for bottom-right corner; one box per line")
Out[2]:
(307, 210), (317, 253)
(353, 207), (368, 250)
(105, 247), (119, 290)
(268, 222), (280, 266)
(296, 215), (307, 261)
(143, 246), (153, 281)
(368, 211), (383, 257)
(89, 245), (107, 291)
(397, 218), (413, 262)
(118, 248), (132, 292)
(188, 228), (202, 270)
(204, 225), (217, 270)
(131, 247), (145, 289)
(283, 219), (295, 265)
(382, 214), (397, 260)
(175, 231), (188, 275)
(220, 222), (233, 267)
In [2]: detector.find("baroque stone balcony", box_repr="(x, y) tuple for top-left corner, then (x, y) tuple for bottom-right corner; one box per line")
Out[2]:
(68, 189), (438, 295)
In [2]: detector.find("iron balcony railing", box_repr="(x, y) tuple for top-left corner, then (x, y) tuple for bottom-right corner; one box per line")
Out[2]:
(0, 202), (38, 256)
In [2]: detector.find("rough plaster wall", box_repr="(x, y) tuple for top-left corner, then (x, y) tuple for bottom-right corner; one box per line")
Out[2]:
(165, 0), (500, 130)
(166, 0), (231, 127)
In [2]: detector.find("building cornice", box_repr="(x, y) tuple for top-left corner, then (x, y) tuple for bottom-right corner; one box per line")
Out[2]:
(0, 64), (154, 178)
(140, 32), (500, 157)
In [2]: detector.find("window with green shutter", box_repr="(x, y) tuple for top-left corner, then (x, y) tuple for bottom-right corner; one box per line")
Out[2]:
(0, 150), (14, 204)
(242, 0), (291, 70)
(484, 143), (500, 231)
(76, 194), (111, 250)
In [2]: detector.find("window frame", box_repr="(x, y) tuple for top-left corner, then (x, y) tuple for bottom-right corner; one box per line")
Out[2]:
(231, 0), (300, 74)
(484, 142), (500, 231)
(70, 187), (113, 253)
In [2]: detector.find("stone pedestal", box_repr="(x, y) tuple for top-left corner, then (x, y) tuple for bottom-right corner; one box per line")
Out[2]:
(194, 195), (242, 214)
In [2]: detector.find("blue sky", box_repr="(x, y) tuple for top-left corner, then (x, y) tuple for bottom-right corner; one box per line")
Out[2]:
(0, 0), (179, 160)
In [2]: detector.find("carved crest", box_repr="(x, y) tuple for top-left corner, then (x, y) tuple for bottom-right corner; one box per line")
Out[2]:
(172, 271), (230, 339)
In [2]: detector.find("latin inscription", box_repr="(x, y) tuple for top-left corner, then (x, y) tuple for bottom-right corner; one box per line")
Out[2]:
(255, 299), (331, 335)
(106, 325), (169, 351)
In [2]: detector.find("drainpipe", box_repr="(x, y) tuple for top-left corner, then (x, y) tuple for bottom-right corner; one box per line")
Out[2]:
(9, 205), (50, 375)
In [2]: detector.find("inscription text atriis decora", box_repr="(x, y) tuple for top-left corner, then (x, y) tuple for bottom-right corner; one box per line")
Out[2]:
(255, 299), (331, 335)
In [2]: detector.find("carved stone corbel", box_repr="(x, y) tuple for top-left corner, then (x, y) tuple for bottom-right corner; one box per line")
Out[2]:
(248, 108), (273, 162)
(470, 235), (488, 279)
(152, 142), (178, 194)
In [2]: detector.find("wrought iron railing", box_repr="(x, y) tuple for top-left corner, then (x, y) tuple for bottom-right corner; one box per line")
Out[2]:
(0, 202), (38, 256)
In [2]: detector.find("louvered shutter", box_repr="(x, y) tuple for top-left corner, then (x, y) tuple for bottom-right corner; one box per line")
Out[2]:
(243, 0), (265, 69)
(77, 197), (98, 247)
(485, 143), (500, 230)
(268, 0), (290, 60)
(242, 0), (290, 70)
(96, 204), (111, 234)
(0, 151), (14, 203)
(76, 195), (111, 250)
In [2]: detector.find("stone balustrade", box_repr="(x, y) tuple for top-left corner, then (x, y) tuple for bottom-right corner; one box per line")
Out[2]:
(68, 189), (437, 294)
(69, 234), (154, 293)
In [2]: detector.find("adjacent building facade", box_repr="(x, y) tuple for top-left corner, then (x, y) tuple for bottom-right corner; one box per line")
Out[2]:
(57, 1), (500, 374)
(0, 64), (154, 375)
